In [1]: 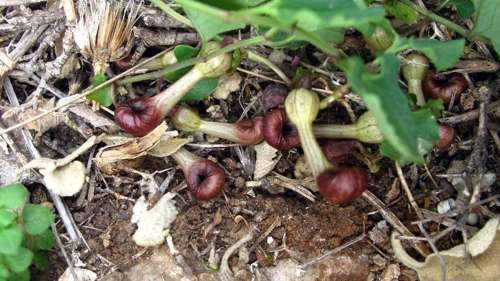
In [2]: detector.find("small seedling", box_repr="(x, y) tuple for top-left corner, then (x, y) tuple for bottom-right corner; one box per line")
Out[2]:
(0, 183), (55, 281)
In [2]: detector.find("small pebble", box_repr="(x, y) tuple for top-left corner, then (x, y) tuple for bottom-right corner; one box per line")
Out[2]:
(467, 212), (479, 225)
(437, 198), (456, 214)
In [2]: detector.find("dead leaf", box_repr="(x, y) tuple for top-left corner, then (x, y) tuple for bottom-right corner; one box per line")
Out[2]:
(254, 141), (280, 180)
(24, 136), (100, 196)
(148, 137), (189, 158)
(95, 122), (167, 171)
(392, 217), (500, 281)
(58, 267), (97, 281)
(213, 72), (242, 100)
(41, 161), (86, 197)
(132, 193), (178, 246)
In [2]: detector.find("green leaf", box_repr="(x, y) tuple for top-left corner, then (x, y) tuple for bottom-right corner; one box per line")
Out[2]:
(162, 45), (218, 102)
(0, 183), (28, 210)
(389, 37), (465, 71)
(7, 270), (29, 281)
(420, 99), (444, 118)
(0, 263), (9, 279)
(181, 4), (245, 41)
(87, 74), (113, 107)
(259, 26), (345, 50)
(470, 0), (500, 55)
(0, 210), (16, 228)
(3, 248), (33, 273)
(309, 28), (345, 44)
(231, 49), (242, 72)
(173, 45), (199, 61)
(249, 0), (385, 31)
(339, 54), (423, 164)
(165, 45), (199, 82)
(33, 252), (49, 270)
(381, 108), (439, 165)
(31, 229), (55, 251)
(236, 0), (267, 6)
(22, 204), (54, 235)
(384, 0), (418, 23)
(181, 78), (219, 102)
(202, 0), (267, 8)
(450, 0), (475, 19)
(0, 226), (22, 255)
(413, 108), (440, 149)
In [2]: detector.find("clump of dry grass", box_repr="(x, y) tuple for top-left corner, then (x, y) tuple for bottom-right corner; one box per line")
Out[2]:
(74, 0), (142, 74)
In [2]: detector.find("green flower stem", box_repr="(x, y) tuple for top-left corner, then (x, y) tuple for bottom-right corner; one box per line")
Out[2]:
(313, 112), (385, 144)
(313, 123), (359, 140)
(297, 121), (332, 177)
(117, 30), (277, 85)
(171, 147), (198, 170)
(155, 67), (205, 116)
(399, 0), (469, 37)
(198, 121), (242, 143)
(285, 89), (333, 177)
(408, 79), (426, 106)
(246, 50), (291, 84)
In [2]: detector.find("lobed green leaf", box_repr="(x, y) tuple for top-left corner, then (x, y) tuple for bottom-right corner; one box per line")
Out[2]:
(389, 37), (465, 71)
(22, 204), (54, 236)
(0, 184), (28, 210)
(181, 78), (219, 102)
(420, 99), (444, 118)
(248, 0), (385, 31)
(182, 5), (244, 41)
(0, 210), (16, 228)
(3, 248), (33, 273)
(173, 45), (199, 61)
(384, 0), (418, 23)
(339, 54), (423, 164)
(0, 226), (23, 255)
(33, 252), (49, 271)
(450, 0), (475, 19)
(0, 264), (9, 279)
(470, 0), (500, 55)
(7, 270), (29, 281)
(164, 45), (199, 82)
(380, 107), (439, 165)
(87, 74), (114, 107)
(31, 229), (55, 251)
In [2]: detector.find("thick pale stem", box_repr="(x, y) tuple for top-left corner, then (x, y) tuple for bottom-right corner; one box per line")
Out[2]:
(297, 122), (332, 178)
(171, 148), (198, 171)
(408, 79), (426, 106)
(154, 67), (204, 116)
(199, 121), (240, 143)
(313, 112), (384, 144)
(313, 124), (359, 140)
